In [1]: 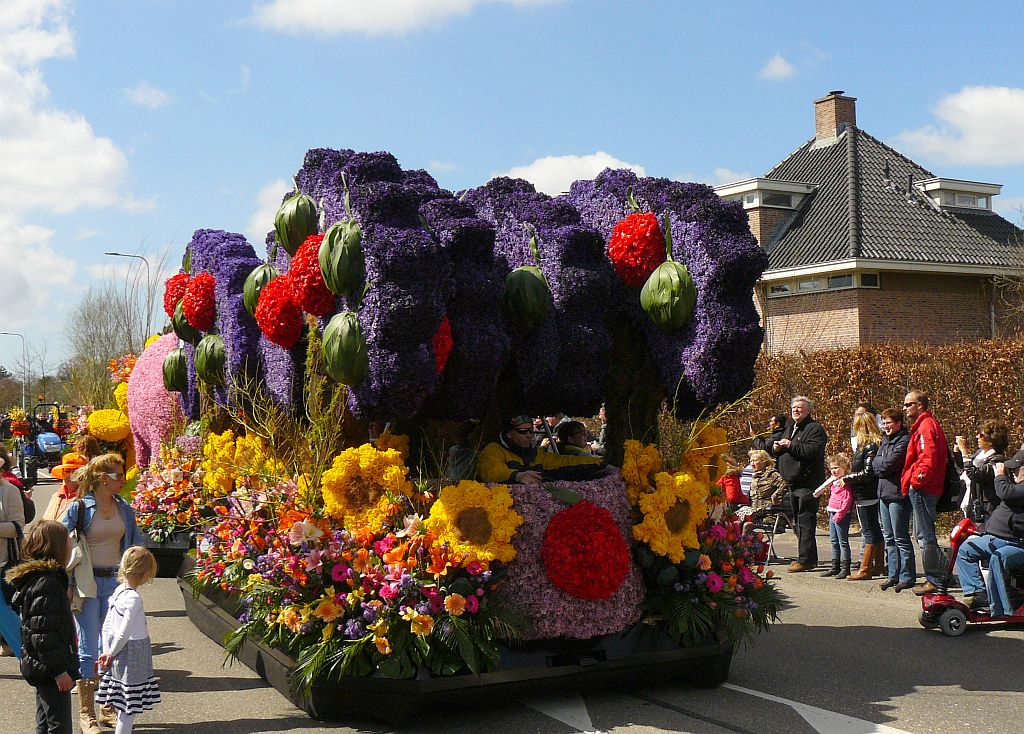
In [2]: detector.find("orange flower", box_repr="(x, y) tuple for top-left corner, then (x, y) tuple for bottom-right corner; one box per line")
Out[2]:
(374, 636), (392, 655)
(443, 593), (466, 617)
(410, 614), (434, 636)
(382, 541), (409, 565)
(315, 599), (344, 623)
(352, 549), (371, 573)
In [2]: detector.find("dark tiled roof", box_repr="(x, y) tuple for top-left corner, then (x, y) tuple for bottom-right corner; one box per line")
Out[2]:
(762, 128), (1024, 270)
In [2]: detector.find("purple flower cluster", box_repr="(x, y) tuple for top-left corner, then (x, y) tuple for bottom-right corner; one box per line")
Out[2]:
(565, 169), (768, 417)
(495, 470), (645, 640)
(461, 178), (614, 415)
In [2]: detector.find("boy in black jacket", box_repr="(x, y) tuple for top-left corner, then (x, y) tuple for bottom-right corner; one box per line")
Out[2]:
(5, 520), (80, 734)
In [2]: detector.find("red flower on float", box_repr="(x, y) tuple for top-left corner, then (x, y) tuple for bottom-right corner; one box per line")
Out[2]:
(163, 273), (191, 318)
(289, 234), (335, 317)
(541, 501), (630, 600)
(606, 212), (666, 288)
(181, 272), (216, 331)
(431, 316), (453, 375)
(255, 275), (304, 349)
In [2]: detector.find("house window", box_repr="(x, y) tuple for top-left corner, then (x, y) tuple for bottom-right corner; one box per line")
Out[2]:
(828, 274), (853, 289)
(859, 272), (879, 288)
(768, 283), (792, 298)
(743, 193), (757, 206)
(797, 278), (824, 292)
(955, 193), (978, 207)
(762, 192), (793, 208)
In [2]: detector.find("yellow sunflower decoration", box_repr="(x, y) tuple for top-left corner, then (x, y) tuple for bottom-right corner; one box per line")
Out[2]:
(621, 440), (663, 505)
(679, 424), (728, 485)
(87, 408), (131, 443)
(321, 443), (412, 531)
(632, 470), (708, 563)
(425, 480), (524, 564)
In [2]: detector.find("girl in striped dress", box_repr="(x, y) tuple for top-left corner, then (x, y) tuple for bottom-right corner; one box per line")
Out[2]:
(95, 547), (160, 733)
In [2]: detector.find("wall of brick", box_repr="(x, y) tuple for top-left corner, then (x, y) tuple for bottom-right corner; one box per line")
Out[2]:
(746, 207), (791, 245)
(814, 95), (856, 140)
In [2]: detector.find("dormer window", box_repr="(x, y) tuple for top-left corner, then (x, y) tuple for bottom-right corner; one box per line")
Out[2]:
(916, 177), (1000, 211)
(714, 178), (815, 210)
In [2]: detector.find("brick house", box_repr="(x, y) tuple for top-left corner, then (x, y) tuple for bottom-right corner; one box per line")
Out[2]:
(715, 92), (1024, 354)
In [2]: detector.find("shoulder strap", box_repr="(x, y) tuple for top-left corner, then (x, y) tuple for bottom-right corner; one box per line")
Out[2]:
(76, 500), (86, 533)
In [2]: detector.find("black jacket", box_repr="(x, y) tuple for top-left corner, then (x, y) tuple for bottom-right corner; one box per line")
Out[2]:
(986, 475), (1024, 541)
(847, 441), (880, 502)
(5, 559), (80, 685)
(751, 427), (785, 457)
(775, 417), (827, 490)
(873, 427), (910, 502)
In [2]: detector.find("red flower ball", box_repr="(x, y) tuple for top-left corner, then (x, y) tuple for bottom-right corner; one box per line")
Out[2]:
(541, 501), (630, 600)
(431, 316), (453, 375)
(163, 273), (190, 318)
(289, 234), (335, 317)
(606, 212), (666, 287)
(255, 275), (304, 349)
(181, 272), (216, 331)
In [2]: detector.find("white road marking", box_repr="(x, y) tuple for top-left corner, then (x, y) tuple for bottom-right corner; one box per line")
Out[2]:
(724, 683), (915, 734)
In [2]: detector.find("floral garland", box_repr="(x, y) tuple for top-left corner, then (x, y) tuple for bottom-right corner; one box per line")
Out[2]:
(621, 439), (663, 505)
(255, 275), (304, 349)
(606, 211), (666, 288)
(632, 470), (708, 563)
(182, 271), (217, 331)
(163, 272), (190, 318)
(425, 480), (523, 564)
(320, 444), (413, 532)
(289, 234), (335, 317)
(541, 500), (629, 600)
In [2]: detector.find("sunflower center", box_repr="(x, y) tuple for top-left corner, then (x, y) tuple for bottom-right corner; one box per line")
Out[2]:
(347, 476), (380, 508)
(664, 499), (691, 534)
(455, 507), (493, 545)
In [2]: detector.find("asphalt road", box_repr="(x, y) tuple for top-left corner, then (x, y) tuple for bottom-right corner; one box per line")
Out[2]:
(2, 480), (1022, 733)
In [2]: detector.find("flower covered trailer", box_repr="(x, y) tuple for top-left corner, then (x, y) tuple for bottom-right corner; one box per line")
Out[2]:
(123, 147), (780, 722)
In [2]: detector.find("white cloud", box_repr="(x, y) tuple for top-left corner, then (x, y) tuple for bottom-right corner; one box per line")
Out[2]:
(893, 86), (1024, 166)
(121, 80), (173, 109)
(246, 179), (291, 247)
(249, 0), (561, 36)
(758, 54), (795, 81)
(0, 212), (77, 332)
(76, 226), (102, 240)
(497, 151), (646, 196)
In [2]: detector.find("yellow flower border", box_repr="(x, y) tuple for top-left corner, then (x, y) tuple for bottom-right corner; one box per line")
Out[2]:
(632, 470), (708, 563)
(321, 443), (412, 532)
(425, 480), (523, 564)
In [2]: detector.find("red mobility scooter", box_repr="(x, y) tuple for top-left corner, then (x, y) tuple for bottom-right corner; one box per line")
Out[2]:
(919, 517), (1024, 636)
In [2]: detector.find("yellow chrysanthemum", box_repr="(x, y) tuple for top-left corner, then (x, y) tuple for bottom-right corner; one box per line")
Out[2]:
(200, 429), (286, 497)
(621, 439), (663, 505)
(87, 409), (131, 443)
(143, 333), (161, 349)
(632, 470), (709, 563)
(113, 381), (129, 413)
(126, 466), (140, 481)
(680, 424), (728, 485)
(375, 431), (409, 461)
(425, 481), (523, 564)
(321, 443), (412, 531)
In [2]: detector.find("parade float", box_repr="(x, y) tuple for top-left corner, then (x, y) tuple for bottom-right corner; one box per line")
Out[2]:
(121, 148), (779, 723)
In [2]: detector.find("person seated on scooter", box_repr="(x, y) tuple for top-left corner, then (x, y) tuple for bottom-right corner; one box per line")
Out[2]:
(954, 449), (1024, 615)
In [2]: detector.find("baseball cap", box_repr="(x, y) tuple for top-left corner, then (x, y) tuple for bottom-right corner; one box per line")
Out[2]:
(1003, 449), (1024, 471)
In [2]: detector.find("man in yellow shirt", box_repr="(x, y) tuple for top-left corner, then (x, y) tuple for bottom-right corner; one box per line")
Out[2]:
(477, 415), (604, 484)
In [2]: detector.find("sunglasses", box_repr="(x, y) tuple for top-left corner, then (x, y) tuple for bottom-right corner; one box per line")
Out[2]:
(902, 401), (918, 407)
(104, 472), (124, 481)
(513, 428), (533, 435)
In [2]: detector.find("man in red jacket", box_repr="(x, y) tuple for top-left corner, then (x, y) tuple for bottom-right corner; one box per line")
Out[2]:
(899, 391), (948, 595)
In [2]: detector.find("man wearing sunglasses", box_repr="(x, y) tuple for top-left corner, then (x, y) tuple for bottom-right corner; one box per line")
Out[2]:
(477, 414), (604, 484)
(899, 391), (949, 595)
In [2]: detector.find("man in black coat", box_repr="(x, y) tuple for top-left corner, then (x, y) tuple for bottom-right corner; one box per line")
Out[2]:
(773, 396), (828, 572)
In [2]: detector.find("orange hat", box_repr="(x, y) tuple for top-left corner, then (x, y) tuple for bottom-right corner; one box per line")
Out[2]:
(51, 452), (88, 481)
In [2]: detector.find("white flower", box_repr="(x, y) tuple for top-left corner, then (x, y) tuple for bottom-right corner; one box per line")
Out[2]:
(288, 519), (323, 546)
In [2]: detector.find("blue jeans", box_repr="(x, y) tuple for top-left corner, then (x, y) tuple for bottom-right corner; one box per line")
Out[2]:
(879, 497), (916, 583)
(956, 535), (1024, 616)
(828, 511), (852, 563)
(74, 574), (118, 679)
(909, 489), (942, 585)
(0, 594), (21, 658)
(856, 503), (883, 545)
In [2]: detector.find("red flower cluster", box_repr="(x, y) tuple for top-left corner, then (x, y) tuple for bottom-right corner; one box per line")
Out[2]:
(163, 273), (191, 318)
(255, 275), (304, 349)
(289, 234), (335, 317)
(182, 272), (217, 331)
(606, 212), (666, 287)
(541, 501), (630, 600)
(431, 316), (453, 375)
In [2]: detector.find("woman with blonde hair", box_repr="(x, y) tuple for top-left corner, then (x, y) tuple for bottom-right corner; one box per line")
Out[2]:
(61, 454), (143, 734)
(846, 411), (885, 581)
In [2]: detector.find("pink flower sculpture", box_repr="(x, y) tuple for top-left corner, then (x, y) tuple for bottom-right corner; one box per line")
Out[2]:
(127, 333), (184, 467)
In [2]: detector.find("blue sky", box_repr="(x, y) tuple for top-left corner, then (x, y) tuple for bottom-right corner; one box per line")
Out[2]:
(4, 0), (1024, 375)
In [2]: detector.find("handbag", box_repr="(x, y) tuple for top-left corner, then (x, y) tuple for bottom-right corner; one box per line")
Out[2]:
(936, 447), (967, 514)
(1, 489), (23, 605)
(67, 500), (96, 613)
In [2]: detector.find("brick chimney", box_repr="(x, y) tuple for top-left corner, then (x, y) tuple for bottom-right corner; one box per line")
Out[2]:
(815, 90), (856, 141)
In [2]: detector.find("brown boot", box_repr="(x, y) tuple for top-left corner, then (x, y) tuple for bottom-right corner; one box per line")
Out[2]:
(870, 546), (887, 576)
(848, 544), (878, 581)
(78, 677), (103, 734)
(98, 702), (118, 729)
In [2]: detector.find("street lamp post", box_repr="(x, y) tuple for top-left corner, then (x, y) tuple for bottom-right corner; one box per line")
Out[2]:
(0, 331), (27, 413)
(105, 252), (153, 347)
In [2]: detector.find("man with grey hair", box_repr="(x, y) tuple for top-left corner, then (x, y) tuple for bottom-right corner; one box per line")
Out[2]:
(774, 396), (828, 572)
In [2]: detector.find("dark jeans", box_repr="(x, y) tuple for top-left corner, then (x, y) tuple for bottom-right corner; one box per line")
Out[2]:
(35, 683), (72, 734)
(856, 503), (883, 545)
(790, 487), (820, 565)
